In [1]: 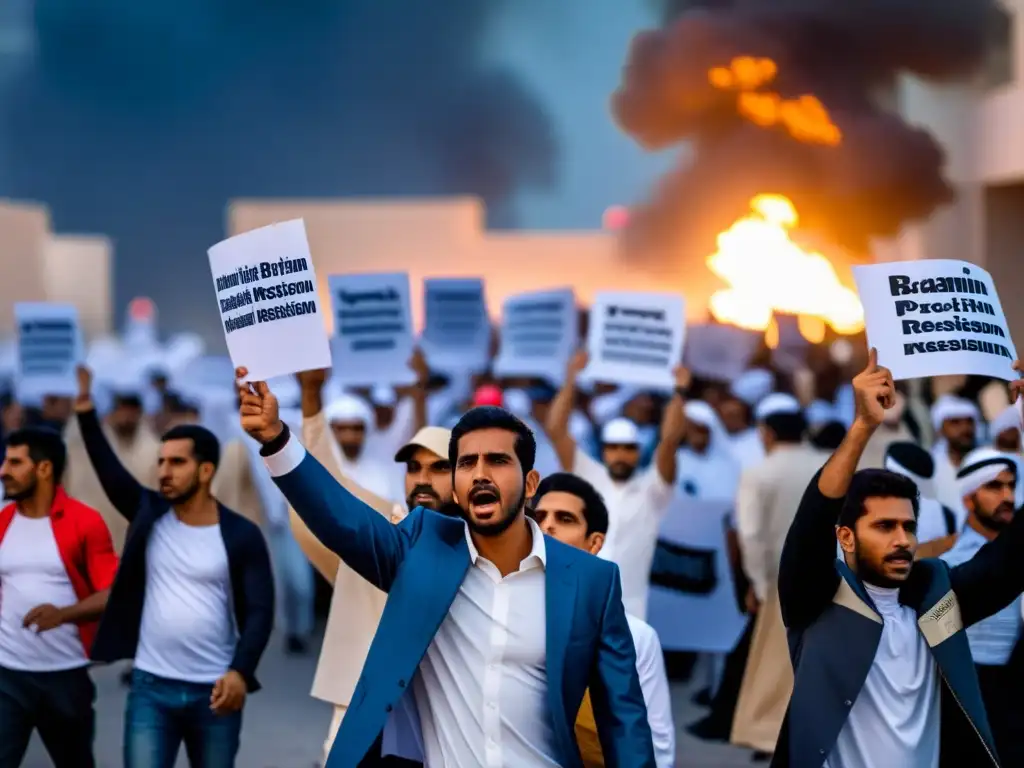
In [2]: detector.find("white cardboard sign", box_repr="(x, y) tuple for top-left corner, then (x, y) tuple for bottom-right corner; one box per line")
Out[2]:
(208, 219), (332, 382)
(581, 290), (686, 390)
(328, 272), (415, 386)
(15, 303), (84, 400)
(493, 288), (577, 383)
(420, 277), (491, 373)
(852, 260), (1017, 381)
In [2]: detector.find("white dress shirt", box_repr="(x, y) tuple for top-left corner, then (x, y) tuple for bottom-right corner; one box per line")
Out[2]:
(572, 448), (673, 619)
(414, 516), (560, 768)
(627, 615), (675, 768)
(263, 433), (560, 768)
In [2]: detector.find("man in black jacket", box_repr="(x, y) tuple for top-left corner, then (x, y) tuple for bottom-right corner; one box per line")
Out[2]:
(776, 350), (1024, 768)
(74, 366), (274, 768)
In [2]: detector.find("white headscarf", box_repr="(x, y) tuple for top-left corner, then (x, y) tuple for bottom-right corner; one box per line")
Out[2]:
(989, 403), (1022, 442)
(957, 446), (1018, 500)
(323, 394), (395, 500)
(676, 400), (742, 501)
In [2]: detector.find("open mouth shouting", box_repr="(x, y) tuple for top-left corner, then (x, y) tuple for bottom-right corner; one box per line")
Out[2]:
(469, 485), (501, 521)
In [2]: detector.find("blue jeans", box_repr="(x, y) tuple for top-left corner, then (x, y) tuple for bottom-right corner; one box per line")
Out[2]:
(124, 670), (242, 768)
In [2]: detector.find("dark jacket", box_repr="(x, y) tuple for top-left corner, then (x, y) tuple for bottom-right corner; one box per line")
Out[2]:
(774, 469), (1024, 768)
(78, 409), (274, 692)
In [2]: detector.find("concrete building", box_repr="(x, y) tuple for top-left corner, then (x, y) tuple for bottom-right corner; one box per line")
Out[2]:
(897, 0), (1024, 337)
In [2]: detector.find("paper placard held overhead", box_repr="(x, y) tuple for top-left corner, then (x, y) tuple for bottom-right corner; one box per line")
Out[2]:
(420, 277), (491, 373)
(14, 303), (84, 400)
(853, 260), (1017, 381)
(581, 291), (686, 390)
(684, 323), (761, 382)
(328, 272), (415, 386)
(493, 288), (577, 383)
(208, 219), (332, 382)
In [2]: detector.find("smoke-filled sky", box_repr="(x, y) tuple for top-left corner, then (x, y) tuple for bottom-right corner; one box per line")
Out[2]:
(615, 0), (1001, 260)
(0, 0), (668, 345)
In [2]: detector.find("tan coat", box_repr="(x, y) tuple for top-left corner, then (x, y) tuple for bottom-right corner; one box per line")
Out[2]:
(289, 413), (403, 707)
(63, 416), (160, 553)
(732, 443), (828, 754)
(212, 438), (264, 526)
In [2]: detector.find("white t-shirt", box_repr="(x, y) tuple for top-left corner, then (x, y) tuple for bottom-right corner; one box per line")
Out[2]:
(825, 583), (940, 768)
(572, 448), (673, 619)
(135, 514), (237, 684)
(0, 513), (88, 672)
(627, 615), (676, 768)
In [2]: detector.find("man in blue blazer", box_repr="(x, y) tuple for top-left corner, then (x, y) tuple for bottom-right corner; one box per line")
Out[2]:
(237, 368), (655, 768)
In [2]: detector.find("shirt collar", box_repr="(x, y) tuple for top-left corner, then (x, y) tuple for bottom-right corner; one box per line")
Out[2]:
(464, 514), (547, 569)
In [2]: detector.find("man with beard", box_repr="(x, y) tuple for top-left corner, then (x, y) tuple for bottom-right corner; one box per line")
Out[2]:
(73, 366), (274, 767)
(545, 350), (687, 620)
(527, 472), (675, 768)
(0, 427), (117, 767)
(238, 367), (654, 767)
(775, 351), (1024, 768)
(288, 367), (450, 766)
(929, 394), (979, 512)
(941, 447), (1023, 764)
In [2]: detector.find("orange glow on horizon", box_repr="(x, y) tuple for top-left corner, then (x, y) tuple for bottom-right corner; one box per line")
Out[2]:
(706, 194), (864, 338)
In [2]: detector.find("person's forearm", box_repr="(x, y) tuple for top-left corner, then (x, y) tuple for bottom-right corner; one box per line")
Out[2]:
(60, 590), (109, 625)
(75, 409), (144, 519)
(300, 385), (323, 419)
(818, 419), (876, 498)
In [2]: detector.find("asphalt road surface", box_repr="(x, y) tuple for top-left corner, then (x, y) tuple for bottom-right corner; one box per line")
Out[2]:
(24, 633), (758, 767)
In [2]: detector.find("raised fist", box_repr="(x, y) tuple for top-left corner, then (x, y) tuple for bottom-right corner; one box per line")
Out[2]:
(236, 367), (283, 444)
(851, 348), (894, 429)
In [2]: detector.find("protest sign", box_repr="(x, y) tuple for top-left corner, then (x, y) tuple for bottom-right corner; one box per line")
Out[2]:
(328, 272), (415, 386)
(420, 277), (491, 372)
(684, 323), (761, 381)
(580, 290), (685, 390)
(208, 219), (331, 382)
(647, 496), (746, 653)
(14, 303), (84, 400)
(853, 260), (1018, 381)
(493, 288), (577, 383)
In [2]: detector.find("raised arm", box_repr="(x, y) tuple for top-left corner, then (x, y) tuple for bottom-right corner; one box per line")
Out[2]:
(238, 369), (411, 593)
(590, 564), (657, 767)
(288, 369), (398, 583)
(652, 367), (690, 486)
(545, 350), (589, 471)
(73, 366), (147, 522)
(778, 349), (892, 629)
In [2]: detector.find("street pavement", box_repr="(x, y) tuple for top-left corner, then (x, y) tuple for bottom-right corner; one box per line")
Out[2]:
(24, 632), (758, 767)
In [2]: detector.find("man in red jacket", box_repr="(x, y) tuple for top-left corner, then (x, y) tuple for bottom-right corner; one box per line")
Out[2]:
(0, 426), (118, 768)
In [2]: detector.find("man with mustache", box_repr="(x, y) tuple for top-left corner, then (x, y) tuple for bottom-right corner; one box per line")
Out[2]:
(545, 350), (688, 620)
(288, 368), (451, 766)
(238, 368), (654, 767)
(941, 446), (1022, 764)
(73, 366), (274, 767)
(0, 427), (117, 767)
(775, 351), (1024, 768)
(527, 472), (675, 767)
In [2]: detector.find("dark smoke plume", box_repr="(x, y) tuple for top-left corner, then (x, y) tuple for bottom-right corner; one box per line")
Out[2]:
(613, 0), (1002, 258)
(0, 1), (556, 342)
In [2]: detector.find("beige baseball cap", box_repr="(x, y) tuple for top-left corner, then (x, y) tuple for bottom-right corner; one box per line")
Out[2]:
(394, 426), (452, 463)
